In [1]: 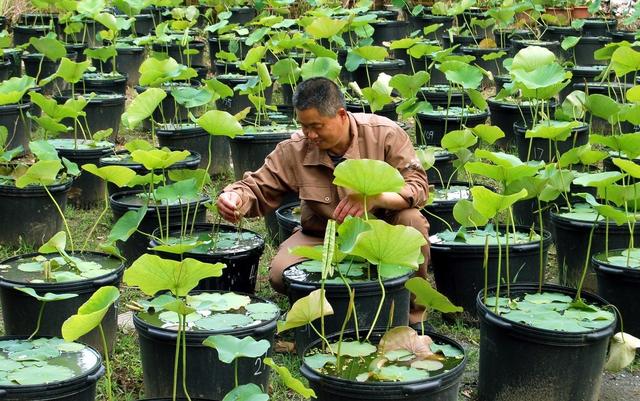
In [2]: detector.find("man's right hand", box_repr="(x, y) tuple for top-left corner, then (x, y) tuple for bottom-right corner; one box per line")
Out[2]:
(217, 191), (243, 223)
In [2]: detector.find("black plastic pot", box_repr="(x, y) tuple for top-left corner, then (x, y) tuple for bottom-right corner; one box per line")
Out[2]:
(424, 148), (457, 185)
(228, 6), (257, 24)
(493, 28), (534, 48)
(152, 40), (205, 67)
(583, 18), (617, 37)
(511, 39), (563, 60)
(431, 227), (553, 314)
(12, 25), (54, 51)
(275, 201), (301, 243)
(560, 65), (610, 101)
(109, 190), (210, 263)
(345, 101), (399, 121)
(130, 14), (154, 36)
(593, 250), (640, 337)
(370, 20), (410, 45)
(408, 12), (453, 43)
(494, 75), (511, 93)
(93, 45), (146, 86)
(461, 46), (508, 84)
(55, 91), (126, 142)
(487, 97), (556, 148)
(0, 335), (105, 401)
(0, 59), (10, 82)
(551, 210), (640, 292)
(419, 85), (470, 108)
(99, 150), (201, 196)
(133, 292), (277, 400)
(0, 101), (31, 154)
(23, 52), (75, 95)
(300, 329), (466, 401)
(284, 266), (412, 355)
(572, 36), (612, 66)
(64, 42), (87, 62)
(0, 180), (72, 247)
(4, 49), (23, 78)
(51, 139), (114, 209)
(208, 35), (249, 64)
(156, 124), (231, 176)
(75, 73), (127, 96)
(477, 283), (616, 401)
(415, 109), (489, 147)
(352, 59), (406, 89)
(542, 25), (582, 43)
(0, 252), (124, 353)
(215, 75), (274, 115)
(229, 130), (297, 242)
(514, 120), (589, 162)
(441, 34), (484, 50)
(150, 224), (265, 293)
(609, 30), (636, 42)
(421, 182), (470, 235)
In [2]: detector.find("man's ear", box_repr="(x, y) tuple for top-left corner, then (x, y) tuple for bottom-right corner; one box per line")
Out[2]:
(337, 108), (348, 119)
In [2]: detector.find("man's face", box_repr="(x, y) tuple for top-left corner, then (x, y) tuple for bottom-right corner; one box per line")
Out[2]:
(296, 107), (348, 152)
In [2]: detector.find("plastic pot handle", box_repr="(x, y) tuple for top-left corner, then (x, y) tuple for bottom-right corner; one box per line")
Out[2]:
(86, 365), (106, 384)
(401, 379), (442, 393)
(584, 330), (614, 342)
(483, 311), (513, 330)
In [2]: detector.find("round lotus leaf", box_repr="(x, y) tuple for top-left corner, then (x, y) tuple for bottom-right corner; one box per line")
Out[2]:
(8, 364), (75, 385)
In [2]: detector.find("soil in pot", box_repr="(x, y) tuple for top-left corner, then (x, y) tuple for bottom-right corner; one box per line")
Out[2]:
(0, 337), (104, 400)
(0, 251), (124, 353)
(0, 179), (72, 247)
(477, 283), (616, 401)
(156, 123), (231, 176)
(300, 328), (466, 401)
(283, 261), (412, 355)
(99, 150), (201, 196)
(514, 120), (589, 162)
(415, 107), (489, 147)
(275, 201), (301, 243)
(149, 224), (265, 294)
(48, 138), (115, 209)
(551, 204), (640, 292)
(593, 248), (640, 337)
(431, 225), (553, 315)
(108, 190), (210, 263)
(133, 291), (279, 400)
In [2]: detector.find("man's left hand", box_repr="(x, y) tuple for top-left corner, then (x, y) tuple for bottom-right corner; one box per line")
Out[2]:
(333, 193), (374, 223)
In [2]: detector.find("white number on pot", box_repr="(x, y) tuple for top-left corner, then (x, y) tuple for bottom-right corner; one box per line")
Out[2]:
(254, 358), (264, 376)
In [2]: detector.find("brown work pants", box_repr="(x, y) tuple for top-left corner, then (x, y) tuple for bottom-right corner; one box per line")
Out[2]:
(269, 208), (430, 324)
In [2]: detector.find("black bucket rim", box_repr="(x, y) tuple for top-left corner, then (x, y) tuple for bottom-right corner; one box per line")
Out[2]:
(476, 283), (617, 344)
(430, 225), (553, 251)
(132, 290), (280, 341)
(0, 335), (104, 395)
(148, 222), (266, 258)
(592, 248), (640, 277)
(155, 124), (207, 138)
(109, 189), (211, 214)
(0, 251), (125, 291)
(550, 209), (636, 232)
(230, 131), (295, 142)
(0, 101), (32, 112)
(98, 150), (202, 170)
(300, 328), (466, 392)
(54, 90), (126, 106)
(0, 178), (73, 196)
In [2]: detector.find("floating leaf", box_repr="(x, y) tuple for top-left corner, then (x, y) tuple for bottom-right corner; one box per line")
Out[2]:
(8, 364), (74, 384)
(304, 354), (336, 370)
(202, 335), (270, 363)
(430, 343), (464, 358)
(375, 365), (429, 381)
(333, 340), (376, 357)
(196, 314), (254, 331)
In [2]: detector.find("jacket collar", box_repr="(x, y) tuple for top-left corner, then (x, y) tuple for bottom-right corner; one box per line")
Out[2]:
(302, 111), (361, 168)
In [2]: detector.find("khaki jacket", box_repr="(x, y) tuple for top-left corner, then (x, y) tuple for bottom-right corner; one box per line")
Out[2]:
(224, 112), (429, 235)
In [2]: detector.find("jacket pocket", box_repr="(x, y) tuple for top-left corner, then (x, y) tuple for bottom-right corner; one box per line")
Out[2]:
(299, 185), (332, 204)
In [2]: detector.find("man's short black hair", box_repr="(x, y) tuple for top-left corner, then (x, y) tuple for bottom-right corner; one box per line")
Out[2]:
(292, 77), (346, 117)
